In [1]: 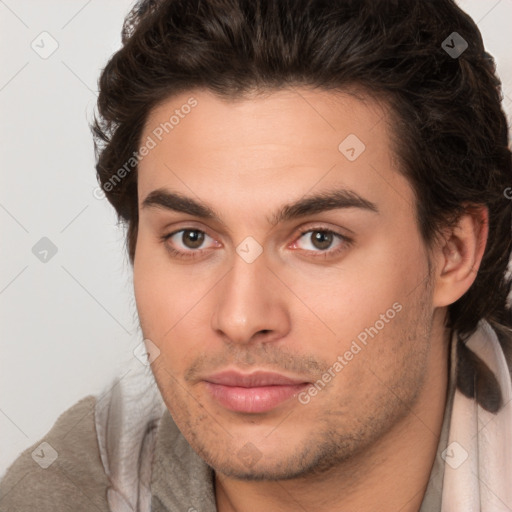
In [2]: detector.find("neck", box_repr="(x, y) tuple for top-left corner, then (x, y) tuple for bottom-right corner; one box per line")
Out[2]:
(215, 328), (450, 512)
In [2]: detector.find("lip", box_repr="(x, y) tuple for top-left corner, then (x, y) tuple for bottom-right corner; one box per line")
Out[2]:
(203, 371), (310, 413)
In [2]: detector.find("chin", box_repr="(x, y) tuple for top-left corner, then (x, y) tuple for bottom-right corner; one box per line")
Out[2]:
(196, 433), (352, 482)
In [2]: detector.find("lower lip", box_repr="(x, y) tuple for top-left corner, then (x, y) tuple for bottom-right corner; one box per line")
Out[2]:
(204, 382), (309, 413)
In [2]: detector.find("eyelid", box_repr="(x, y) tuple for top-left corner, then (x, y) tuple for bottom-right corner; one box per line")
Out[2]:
(290, 220), (352, 240)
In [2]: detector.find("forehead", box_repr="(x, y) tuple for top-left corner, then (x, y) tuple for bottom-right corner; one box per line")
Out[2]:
(137, 87), (413, 219)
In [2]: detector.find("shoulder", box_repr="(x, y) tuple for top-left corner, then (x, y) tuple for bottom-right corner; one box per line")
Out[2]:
(0, 395), (110, 512)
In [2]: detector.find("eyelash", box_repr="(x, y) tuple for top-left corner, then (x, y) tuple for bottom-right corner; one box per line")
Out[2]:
(161, 226), (353, 261)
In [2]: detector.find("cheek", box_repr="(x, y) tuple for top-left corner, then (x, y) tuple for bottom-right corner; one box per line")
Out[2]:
(133, 236), (184, 341)
(278, 239), (423, 349)
(133, 236), (217, 369)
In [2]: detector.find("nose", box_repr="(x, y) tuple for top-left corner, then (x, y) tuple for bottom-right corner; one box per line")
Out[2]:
(210, 252), (291, 345)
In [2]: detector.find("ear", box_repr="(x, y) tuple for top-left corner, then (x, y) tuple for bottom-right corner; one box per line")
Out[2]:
(432, 205), (489, 308)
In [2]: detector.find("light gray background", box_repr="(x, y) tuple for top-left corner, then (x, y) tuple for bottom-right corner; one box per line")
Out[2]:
(1, 0), (511, 478)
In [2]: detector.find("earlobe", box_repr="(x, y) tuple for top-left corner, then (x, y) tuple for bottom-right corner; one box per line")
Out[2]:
(432, 205), (489, 308)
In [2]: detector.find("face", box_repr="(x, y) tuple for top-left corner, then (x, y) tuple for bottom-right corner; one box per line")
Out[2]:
(133, 87), (439, 480)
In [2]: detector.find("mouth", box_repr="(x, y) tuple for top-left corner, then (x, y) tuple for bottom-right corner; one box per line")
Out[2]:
(203, 370), (310, 413)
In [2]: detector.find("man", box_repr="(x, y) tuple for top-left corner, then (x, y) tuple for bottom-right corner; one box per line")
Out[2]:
(1, 0), (511, 510)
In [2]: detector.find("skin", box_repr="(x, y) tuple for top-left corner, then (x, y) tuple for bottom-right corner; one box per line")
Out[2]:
(133, 87), (487, 512)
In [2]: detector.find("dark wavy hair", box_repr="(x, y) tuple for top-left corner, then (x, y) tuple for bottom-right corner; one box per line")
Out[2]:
(91, 0), (512, 406)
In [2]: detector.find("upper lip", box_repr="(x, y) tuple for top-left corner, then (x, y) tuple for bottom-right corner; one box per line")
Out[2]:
(204, 370), (309, 387)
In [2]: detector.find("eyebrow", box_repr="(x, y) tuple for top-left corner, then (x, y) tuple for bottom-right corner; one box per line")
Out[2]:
(142, 187), (378, 226)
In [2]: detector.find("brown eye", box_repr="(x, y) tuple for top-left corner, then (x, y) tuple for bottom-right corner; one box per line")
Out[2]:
(181, 229), (205, 249)
(310, 231), (334, 250)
